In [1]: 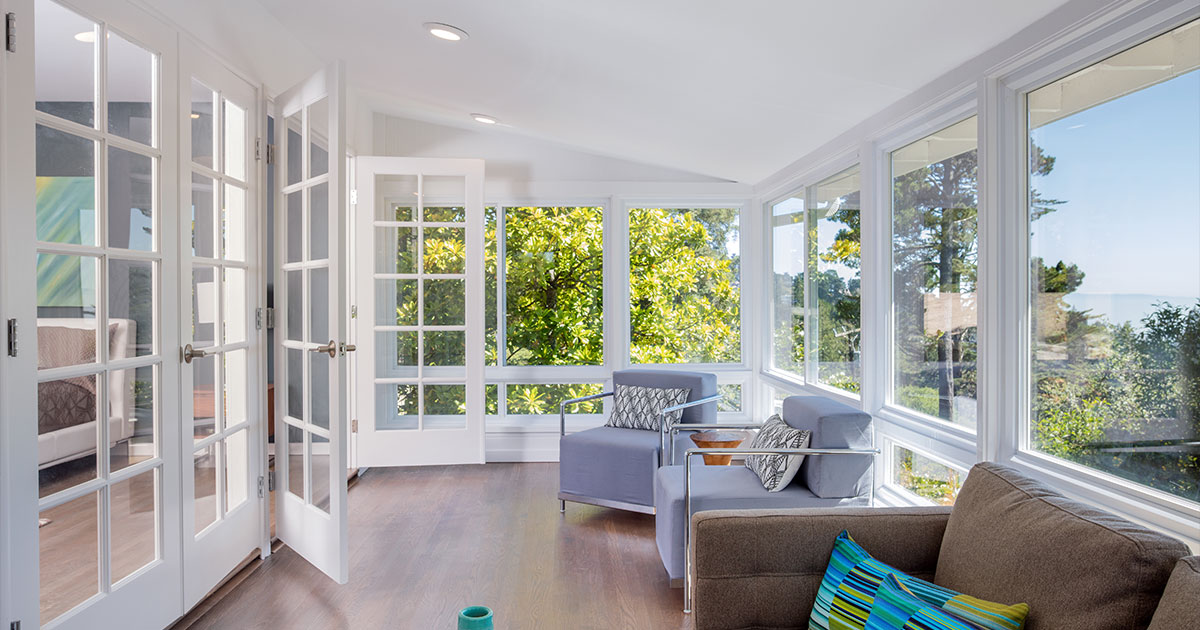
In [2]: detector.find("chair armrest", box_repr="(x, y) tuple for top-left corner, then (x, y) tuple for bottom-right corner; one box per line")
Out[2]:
(656, 393), (725, 466)
(559, 391), (613, 436)
(683, 447), (880, 613)
(690, 506), (954, 629)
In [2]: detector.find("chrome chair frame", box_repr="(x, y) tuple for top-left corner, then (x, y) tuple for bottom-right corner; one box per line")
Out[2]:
(681, 446), (880, 614)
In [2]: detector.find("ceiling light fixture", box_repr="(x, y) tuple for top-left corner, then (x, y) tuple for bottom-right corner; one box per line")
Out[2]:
(74, 30), (96, 43)
(471, 113), (497, 125)
(424, 22), (468, 42)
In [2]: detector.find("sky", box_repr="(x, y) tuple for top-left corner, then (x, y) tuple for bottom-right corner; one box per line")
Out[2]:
(1032, 70), (1200, 325)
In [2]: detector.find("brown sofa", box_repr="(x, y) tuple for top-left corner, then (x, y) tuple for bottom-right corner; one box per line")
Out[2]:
(691, 462), (1198, 630)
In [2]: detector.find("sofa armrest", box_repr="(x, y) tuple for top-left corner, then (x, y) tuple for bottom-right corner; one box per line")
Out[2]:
(691, 506), (954, 630)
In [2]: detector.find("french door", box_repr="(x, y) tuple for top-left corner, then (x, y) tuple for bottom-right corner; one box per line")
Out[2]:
(179, 41), (263, 609)
(273, 62), (351, 584)
(16, 0), (183, 628)
(353, 157), (486, 467)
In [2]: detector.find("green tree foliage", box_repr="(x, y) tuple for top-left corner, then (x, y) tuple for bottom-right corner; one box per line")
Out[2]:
(810, 192), (862, 392)
(628, 208), (741, 364)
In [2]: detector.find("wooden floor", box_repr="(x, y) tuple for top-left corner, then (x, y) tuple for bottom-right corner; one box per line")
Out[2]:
(186, 463), (694, 630)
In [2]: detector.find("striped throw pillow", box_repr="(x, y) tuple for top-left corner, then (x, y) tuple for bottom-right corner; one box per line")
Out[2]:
(865, 574), (977, 630)
(810, 531), (1028, 630)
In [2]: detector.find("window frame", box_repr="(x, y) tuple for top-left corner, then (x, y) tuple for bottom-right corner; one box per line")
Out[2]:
(989, 4), (1200, 539)
(877, 100), (981, 439)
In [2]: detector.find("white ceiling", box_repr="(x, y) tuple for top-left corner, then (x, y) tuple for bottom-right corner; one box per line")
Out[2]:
(257, 0), (1073, 183)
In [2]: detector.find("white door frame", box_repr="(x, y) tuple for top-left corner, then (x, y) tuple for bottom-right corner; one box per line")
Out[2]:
(353, 156), (486, 467)
(273, 60), (349, 584)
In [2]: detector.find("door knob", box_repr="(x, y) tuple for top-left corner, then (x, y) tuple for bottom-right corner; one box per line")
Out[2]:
(310, 340), (337, 358)
(182, 344), (209, 364)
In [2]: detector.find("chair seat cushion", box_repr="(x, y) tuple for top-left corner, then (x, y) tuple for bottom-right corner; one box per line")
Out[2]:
(654, 464), (866, 581)
(560, 426), (692, 508)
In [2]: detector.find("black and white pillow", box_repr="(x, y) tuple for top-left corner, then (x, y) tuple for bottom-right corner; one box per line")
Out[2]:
(605, 384), (691, 431)
(745, 414), (812, 492)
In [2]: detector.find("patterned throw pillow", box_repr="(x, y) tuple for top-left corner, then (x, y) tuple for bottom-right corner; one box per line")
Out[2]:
(810, 531), (1029, 630)
(744, 414), (811, 492)
(604, 384), (690, 431)
(865, 574), (978, 630)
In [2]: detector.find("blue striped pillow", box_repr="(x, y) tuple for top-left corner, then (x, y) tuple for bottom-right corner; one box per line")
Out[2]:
(866, 574), (978, 629)
(809, 531), (1028, 630)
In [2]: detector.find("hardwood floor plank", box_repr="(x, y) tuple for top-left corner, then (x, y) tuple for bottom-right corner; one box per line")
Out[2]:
(186, 463), (694, 630)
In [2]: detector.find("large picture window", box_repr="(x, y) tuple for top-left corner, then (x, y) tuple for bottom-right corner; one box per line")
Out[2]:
(770, 196), (805, 379)
(1027, 19), (1199, 502)
(629, 207), (741, 364)
(891, 117), (979, 428)
(808, 168), (861, 394)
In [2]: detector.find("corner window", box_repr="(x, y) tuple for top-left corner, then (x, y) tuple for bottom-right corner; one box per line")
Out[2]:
(770, 195), (805, 379)
(891, 117), (979, 428)
(1026, 20), (1199, 502)
(628, 207), (741, 364)
(808, 168), (861, 394)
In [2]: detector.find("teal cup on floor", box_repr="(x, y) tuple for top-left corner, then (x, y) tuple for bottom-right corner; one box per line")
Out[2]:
(458, 606), (493, 630)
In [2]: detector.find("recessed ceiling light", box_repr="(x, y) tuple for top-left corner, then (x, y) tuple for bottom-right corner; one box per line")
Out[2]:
(74, 30), (95, 43)
(424, 22), (468, 42)
(471, 113), (497, 125)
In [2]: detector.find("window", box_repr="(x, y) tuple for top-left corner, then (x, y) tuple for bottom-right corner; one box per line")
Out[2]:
(629, 207), (741, 364)
(891, 444), (966, 505)
(503, 206), (604, 366)
(770, 195), (805, 379)
(1026, 19), (1199, 502)
(891, 117), (979, 428)
(808, 168), (861, 394)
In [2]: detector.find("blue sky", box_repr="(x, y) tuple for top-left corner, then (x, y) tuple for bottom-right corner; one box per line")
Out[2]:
(1032, 70), (1199, 325)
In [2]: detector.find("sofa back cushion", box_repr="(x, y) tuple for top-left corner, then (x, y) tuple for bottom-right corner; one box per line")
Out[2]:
(612, 369), (717, 424)
(781, 395), (872, 498)
(1147, 556), (1200, 630)
(936, 462), (1188, 630)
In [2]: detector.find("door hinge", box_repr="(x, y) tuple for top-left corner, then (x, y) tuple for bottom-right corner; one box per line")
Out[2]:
(350, 304), (358, 319)
(265, 307), (276, 330)
(255, 138), (262, 161)
(255, 307), (263, 330)
(349, 189), (358, 205)
(268, 470), (276, 492)
(267, 144), (276, 164)
(6, 319), (16, 357)
(6, 13), (16, 53)
(12, 620), (22, 630)
(257, 475), (265, 498)
(352, 419), (358, 433)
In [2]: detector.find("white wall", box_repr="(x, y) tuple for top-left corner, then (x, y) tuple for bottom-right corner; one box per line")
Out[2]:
(372, 113), (728, 188)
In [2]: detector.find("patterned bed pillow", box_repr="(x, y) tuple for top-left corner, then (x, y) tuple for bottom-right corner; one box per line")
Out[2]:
(811, 531), (1029, 630)
(744, 414), (811, 492)
(604, 384), (690, 431)
(865, 574), (979, 630)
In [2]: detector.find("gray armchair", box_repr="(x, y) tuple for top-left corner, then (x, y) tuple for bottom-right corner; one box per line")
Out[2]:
(653, 395), (876, 596)
(558, 369), (721, 514)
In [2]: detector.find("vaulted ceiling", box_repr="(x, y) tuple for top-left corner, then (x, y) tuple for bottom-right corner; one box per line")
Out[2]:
(257, 0), (1073, 183)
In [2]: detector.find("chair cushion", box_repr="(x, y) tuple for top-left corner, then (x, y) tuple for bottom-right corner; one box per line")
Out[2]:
(782, 395), (873, 498)
(744, 414), (811, 492)
(810, 530), (1028, 630)
(654, 464), (865, 581)
(936, 462), (1189, 630)
(613, 369), (718, 424)
(605, 384), (690, 431)
(1148, 556), (1200, 630)
(560, 426), (661, 507)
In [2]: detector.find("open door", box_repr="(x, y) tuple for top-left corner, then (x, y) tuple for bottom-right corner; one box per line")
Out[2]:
(273, 61), (349, 583)
(353, 157), (486, 467)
